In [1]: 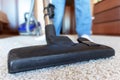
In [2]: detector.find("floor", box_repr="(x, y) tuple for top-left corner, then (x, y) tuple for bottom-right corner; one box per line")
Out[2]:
(0, 34), (120, 80)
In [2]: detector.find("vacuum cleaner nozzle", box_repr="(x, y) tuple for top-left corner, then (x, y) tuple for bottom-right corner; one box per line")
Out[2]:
(8, 24), (115, 73)
(7, 0), (115, 73)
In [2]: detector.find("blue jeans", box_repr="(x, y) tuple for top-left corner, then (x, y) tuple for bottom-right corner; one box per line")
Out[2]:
(52, 0), (92, 37)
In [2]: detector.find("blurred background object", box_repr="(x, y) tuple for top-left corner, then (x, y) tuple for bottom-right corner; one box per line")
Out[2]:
(92, 0), (120, 35)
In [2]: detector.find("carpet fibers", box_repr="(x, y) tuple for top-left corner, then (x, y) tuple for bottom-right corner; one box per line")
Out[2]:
(0, 35), (119, 80)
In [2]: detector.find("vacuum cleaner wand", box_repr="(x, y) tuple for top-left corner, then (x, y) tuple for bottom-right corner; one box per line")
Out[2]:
(43, 0), (56, 44)
(8, 0), (115, 73)
(43, 0), (53, 25)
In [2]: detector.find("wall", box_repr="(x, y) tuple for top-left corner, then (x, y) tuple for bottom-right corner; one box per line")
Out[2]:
(18, 0), (31, 25)
(0, 0), (1, 10)
(1, 0), (18, 29)
(36, 0), (45, 33)
(91, 0), (94, 16)
(93, 0), (103, 3)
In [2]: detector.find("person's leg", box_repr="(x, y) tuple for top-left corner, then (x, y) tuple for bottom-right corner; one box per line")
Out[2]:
(74, 0), (92, 41)
(52, 0), (66, 36)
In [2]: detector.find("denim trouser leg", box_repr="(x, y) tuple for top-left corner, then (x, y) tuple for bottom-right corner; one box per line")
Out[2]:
(74, 0), (92, 37)
(52, 0), (66, 36)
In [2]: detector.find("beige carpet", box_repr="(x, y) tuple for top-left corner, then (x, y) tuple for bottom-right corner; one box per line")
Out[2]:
(0, 35), (119, 80)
